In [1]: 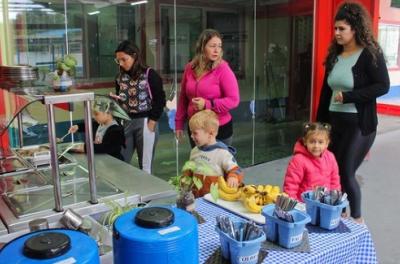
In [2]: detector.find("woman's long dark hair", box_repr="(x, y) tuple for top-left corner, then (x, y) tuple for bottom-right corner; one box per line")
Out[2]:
(115, 40), (147, 80)
(324, 2), (382, 73)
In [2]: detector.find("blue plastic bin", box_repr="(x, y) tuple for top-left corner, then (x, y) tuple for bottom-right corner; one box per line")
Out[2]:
(216, 221), (266, 264)
(302, 191), (349, 230)
(262, 204), (311, 249)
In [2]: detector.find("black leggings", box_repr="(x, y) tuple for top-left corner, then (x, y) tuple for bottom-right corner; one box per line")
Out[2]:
(329, 112), (376, 218)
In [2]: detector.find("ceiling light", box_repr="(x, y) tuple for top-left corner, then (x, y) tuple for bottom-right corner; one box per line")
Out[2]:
(88, 11), (100, 15)
(130, 0), (148, 6)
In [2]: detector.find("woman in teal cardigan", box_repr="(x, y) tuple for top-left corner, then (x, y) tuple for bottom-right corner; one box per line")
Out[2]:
(317, 2), (389, 224)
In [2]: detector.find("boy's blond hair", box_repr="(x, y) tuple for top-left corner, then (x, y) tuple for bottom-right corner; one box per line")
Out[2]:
(189, 110), (219, 134)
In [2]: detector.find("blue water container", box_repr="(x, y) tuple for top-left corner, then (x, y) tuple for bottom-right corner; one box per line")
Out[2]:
(0, 229), (99, 264)
(113, 206), (199, 264)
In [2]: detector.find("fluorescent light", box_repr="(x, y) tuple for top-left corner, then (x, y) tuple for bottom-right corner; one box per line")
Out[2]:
(130, 0), (148, 6)
(88, 11), (100, 15)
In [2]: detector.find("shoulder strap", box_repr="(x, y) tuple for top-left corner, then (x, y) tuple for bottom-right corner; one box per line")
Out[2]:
(146, 67), (153, 99)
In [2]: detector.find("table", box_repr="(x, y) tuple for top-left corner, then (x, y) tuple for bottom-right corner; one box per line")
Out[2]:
(195, 198), (377, 264)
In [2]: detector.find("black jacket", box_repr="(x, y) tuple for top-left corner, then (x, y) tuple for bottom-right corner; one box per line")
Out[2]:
(317, 48), (390, 135)
(79, 122), (125, 161)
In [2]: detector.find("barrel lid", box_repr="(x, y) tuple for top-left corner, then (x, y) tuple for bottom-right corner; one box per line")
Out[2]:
(23, 232), (71, 259)
(134, 207), (174, 228)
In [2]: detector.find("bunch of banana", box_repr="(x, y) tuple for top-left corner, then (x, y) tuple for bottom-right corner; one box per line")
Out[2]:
(241, 184), (285, 213)
(243, 194), (263, 213)
(217, 176), (242, 201)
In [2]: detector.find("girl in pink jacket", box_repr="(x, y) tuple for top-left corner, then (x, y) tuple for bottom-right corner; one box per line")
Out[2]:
(283, 122), (341, 201)
(175, 29), (240, 147)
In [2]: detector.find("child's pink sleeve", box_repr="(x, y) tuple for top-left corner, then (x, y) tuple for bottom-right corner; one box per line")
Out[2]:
(283, 157), (304, 200)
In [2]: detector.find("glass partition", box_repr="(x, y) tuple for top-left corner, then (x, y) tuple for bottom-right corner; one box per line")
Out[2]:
(0, 0), (314, 181)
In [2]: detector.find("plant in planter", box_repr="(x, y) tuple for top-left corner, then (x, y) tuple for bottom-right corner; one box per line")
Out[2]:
(168, 160), (219, 212)
(49, 54), (77, 91)
(101, 195), (137, 230)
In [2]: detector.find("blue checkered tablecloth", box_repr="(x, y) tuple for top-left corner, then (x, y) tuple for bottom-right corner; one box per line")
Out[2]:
(196, 198), (377, 264)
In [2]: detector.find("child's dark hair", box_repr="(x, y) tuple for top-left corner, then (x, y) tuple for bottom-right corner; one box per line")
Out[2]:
(303, 122), (331, 140)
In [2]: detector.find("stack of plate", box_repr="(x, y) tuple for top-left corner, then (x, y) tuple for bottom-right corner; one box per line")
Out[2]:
(0, 65), (38, 83)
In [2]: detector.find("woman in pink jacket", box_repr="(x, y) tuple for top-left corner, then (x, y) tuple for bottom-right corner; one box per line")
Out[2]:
(175, 29), (240, 147)
(283, 122), (341, 201)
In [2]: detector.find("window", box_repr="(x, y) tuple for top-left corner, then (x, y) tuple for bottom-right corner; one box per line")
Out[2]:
(379, 24), (400, 67)
(391, 0), (400, 8)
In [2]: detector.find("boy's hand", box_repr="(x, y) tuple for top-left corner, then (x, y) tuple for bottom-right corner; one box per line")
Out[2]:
(227, 177), (239, 188)
(72, 143), (85, 153)
(69, 125), (78, 134)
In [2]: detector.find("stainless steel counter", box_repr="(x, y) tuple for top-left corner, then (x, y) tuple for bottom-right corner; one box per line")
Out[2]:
(0, 153), (176, 233)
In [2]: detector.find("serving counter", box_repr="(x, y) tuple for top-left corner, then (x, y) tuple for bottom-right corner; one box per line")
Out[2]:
(0, 152), (176, 233)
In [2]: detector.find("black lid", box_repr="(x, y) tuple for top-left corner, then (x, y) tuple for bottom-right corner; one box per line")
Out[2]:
(134, 207), (174, 228)
(23, 232), (71, 259)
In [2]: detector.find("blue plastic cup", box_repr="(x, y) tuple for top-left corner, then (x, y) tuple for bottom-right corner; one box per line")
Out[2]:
(302, 191), (349, 230)
(262, 204), (311, 249)
(215, 227), (231, 259)
(216, 221), (266, 264)
(228, 231), (265, 264)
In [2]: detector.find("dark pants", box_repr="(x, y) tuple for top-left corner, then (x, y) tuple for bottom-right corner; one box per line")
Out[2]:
(329, 112), (376, 218)
(121, 117), (158, 174)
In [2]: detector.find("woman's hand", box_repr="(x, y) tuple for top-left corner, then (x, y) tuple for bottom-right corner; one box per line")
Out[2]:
(334, 91), (343, 103)
(109, 92), (119, 100)
(227, 177), (239, 188)
(175, 130), (184, 142)
(192, 97), (206, 111)
(147, 119), (157, 132)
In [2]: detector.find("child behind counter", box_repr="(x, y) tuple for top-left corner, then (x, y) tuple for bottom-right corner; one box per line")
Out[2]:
(188, 110), (243, 197)
(69, 97), (127, 161)
(283, 122), (341, 201)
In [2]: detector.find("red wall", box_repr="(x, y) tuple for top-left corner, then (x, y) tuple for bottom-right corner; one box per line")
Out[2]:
(312, 0), (380, 120)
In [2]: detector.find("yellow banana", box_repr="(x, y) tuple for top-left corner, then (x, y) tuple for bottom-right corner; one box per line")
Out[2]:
(243, 195), (263, 213)
(218, 189), (241, 201)
(218, 176), (238, 194)
(264, 185), (272, 193)
(271, 186), (281, 194)
(264, 194), (274, 205)
(256, 185), (264, 193)
(243, 185), (257, 195)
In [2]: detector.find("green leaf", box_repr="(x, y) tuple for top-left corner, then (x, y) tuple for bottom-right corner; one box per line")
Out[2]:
(195, 160), (218, 175)
(182, 161), (196, 172)
(193, 177), (203, 190)
(210, 183), (219, 202)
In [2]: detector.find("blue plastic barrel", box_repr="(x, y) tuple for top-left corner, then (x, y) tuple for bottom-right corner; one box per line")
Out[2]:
(0, 229), (99, 264)
(262, 204), (310, 249)
(113, 206), (198, 264)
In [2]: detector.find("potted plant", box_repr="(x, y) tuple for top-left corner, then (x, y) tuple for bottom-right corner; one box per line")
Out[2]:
(49, 54), (77, 91)
(168, 160), (219, 212)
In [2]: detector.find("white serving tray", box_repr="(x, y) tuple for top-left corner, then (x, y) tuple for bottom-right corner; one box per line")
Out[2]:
(203, 193), (266, 224)
(203, 194), (306, 225)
